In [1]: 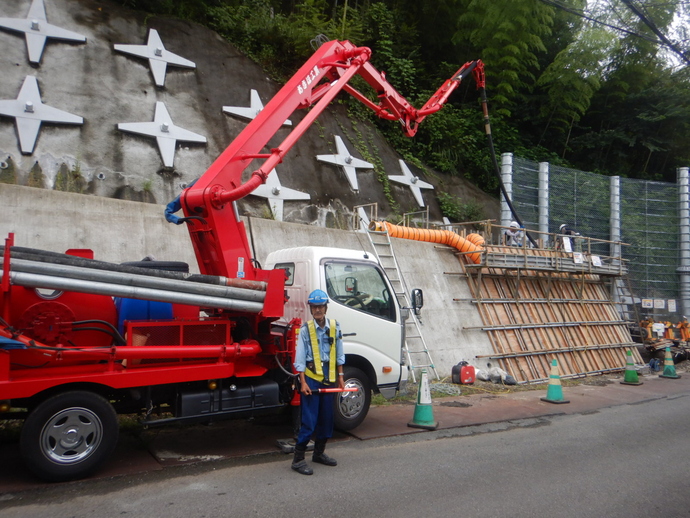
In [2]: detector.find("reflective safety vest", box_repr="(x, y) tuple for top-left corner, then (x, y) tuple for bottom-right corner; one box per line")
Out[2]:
(304, 319), (337, 383)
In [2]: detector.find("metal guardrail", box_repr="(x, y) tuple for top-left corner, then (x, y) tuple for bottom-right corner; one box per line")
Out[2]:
(464, 250), (628, 277)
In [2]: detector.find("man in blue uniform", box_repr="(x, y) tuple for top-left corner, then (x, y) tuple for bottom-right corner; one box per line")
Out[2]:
(291, 289), (345, 475)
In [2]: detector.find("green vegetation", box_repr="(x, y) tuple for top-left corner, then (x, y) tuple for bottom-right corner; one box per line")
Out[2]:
(437, 192), (485, 223)
(117, 0), (690, 192)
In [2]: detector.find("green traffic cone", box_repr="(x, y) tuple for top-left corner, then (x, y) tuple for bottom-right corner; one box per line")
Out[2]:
(408, 369), (438, 430)
(620, 350), (643, 386)
(540, 359), (570, 404)
(659, 347), (681, 379)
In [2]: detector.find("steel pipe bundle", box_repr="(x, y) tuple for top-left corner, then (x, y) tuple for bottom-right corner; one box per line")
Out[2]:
(0, 269), (265, 314)
(0, 245), (268, 291)
(2, 258), (265, 303)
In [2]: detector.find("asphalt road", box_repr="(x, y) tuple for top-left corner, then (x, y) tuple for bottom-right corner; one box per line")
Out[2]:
(1, 392), (688, 518)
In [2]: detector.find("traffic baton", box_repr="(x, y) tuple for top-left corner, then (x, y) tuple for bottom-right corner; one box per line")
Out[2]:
(316, 387), (359, 393)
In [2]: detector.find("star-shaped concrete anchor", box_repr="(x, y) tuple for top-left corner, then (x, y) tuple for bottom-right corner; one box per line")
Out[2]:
(250, 168), (310, 221)
(388, 159), (434, 208)
(0, 75), (83, 154)
(114, 29), (195, 87)
(316, 135), (373, 192)
(0, 0), (86, 65)
(223, 89), (292, 126)
(117, 101), (206, 168)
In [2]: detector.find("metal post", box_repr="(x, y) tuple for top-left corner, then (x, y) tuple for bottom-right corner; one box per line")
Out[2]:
(677, 167), (690, 317)
(610, 176), (621, 304)
(500, 153), (513, 228)
(538, 162), (549, 247)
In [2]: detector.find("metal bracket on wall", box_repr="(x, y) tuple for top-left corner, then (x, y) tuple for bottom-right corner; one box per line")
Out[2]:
(316, 135), (373, 193)
(249, 167), (310, 221)
(114, 28), (195, 87)
(0, 0), (86, 65)
(117, 101), (206, 168)
(388, 159), (434, 208)
(223, 89), (292, 127)
(0, 75), (83, 154)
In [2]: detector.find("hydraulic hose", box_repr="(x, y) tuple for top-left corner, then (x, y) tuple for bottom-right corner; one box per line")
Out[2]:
(478, 86), (538, 248)
(370, 221), (484, 264)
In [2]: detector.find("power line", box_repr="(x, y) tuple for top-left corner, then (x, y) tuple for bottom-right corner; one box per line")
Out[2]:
(539, 0), (689, 64)
(620, 0), (690, 65)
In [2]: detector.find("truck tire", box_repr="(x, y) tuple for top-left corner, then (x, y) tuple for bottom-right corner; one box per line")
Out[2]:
(334, 366), (371, 431)
(20, 391), (119, 482)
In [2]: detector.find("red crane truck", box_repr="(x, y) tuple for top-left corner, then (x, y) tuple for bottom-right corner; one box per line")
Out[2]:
(0, 39), (484, 481)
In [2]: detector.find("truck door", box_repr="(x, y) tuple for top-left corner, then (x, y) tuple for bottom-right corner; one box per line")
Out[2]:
(322, 259), (403, 389)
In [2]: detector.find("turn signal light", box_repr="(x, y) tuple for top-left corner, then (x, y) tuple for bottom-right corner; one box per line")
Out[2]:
(382, 366), (393, 374)
(0, 401), (10, 413)
(208, 380), (218, 390)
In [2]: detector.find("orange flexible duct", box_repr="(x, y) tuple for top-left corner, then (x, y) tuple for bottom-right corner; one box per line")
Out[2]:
(369, 221), (484, 264)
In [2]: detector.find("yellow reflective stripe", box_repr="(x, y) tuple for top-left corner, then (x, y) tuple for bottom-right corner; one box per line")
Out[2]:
(307, 320), (322, 374)
(328, 319), (336, 382)
(304, 319), (337, 383)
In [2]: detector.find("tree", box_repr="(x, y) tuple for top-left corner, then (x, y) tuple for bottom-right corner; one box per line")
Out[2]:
(453, 0), (556, 115)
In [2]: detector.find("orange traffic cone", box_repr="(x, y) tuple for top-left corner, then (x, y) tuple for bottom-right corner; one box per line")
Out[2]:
(540, 359), (570, 404)
(620, 350), (643, 386)
(659, 347), (681, 379)
(408, 369), (438, 430)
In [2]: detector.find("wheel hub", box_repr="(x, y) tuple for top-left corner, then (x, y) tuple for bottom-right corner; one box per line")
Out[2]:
(339, 379), (364, 418)
(41, 407), (103, 465)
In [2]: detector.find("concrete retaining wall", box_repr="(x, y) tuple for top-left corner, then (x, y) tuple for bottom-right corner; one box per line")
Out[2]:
(0, 183), (493, 376)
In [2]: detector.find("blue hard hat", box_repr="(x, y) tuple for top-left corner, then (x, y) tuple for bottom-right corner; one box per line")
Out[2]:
(308, 289), (329, 305)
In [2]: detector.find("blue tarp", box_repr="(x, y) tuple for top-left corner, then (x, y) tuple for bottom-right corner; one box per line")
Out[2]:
(0, 336), (26, 349)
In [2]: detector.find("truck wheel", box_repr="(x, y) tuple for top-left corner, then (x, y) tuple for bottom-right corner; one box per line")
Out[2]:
(334, 366), (371, 431)
(20, 391), (119, 482)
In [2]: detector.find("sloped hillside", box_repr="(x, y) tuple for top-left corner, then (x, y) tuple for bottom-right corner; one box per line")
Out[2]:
(0, 0), (498, 226)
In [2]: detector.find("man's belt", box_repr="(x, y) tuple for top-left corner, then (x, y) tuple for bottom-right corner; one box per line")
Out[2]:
(306, 361), (334, 384)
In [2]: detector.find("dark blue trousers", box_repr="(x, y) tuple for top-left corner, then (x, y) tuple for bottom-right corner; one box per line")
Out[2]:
(296, 376), (335, 447)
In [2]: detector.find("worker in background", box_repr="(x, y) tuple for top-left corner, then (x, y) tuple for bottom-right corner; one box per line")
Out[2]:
(291, 289), (345, 475)
(503, 221), (524, 247)
(664, 321), (676, 340)
(677, 317), (690, 343)
(556, 223), (582, 252)
(640, 317), (654, 342)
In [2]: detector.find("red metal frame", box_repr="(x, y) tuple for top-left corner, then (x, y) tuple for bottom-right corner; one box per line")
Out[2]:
(0, 39), (482, 404)
(181, 40), (483, 284)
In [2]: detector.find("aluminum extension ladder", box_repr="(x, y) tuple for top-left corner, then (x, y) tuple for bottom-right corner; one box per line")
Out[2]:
(365, 224), (439, 382)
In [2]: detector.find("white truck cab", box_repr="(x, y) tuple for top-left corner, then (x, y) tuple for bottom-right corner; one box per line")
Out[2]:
(265, 246), (411, 430)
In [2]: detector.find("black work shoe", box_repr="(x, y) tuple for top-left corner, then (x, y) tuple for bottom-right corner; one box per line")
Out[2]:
(312, 452), (337, 466)
(291, 460), (313, 475)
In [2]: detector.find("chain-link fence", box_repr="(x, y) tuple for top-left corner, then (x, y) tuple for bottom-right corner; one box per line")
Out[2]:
(620, 178), (680, 315)
(511, 157), (540, 231)
(512, 157), (682, 322)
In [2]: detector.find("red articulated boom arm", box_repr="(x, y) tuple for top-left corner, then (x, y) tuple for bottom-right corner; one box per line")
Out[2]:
(180, 39), (483, 283)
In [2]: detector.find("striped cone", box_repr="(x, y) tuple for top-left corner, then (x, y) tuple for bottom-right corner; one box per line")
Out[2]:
(620, 350), (643, 386)
(540, 359), (570, 404)
(408, 369), (438, 430)
(659, 347), (681, 379)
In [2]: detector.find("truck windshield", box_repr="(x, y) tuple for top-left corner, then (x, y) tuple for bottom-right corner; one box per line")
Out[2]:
(324, 261), (395, 321)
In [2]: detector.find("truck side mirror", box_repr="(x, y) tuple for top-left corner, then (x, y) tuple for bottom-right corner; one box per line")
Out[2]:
(411, 288), (423, 316)
(345, 276), (357, 293)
